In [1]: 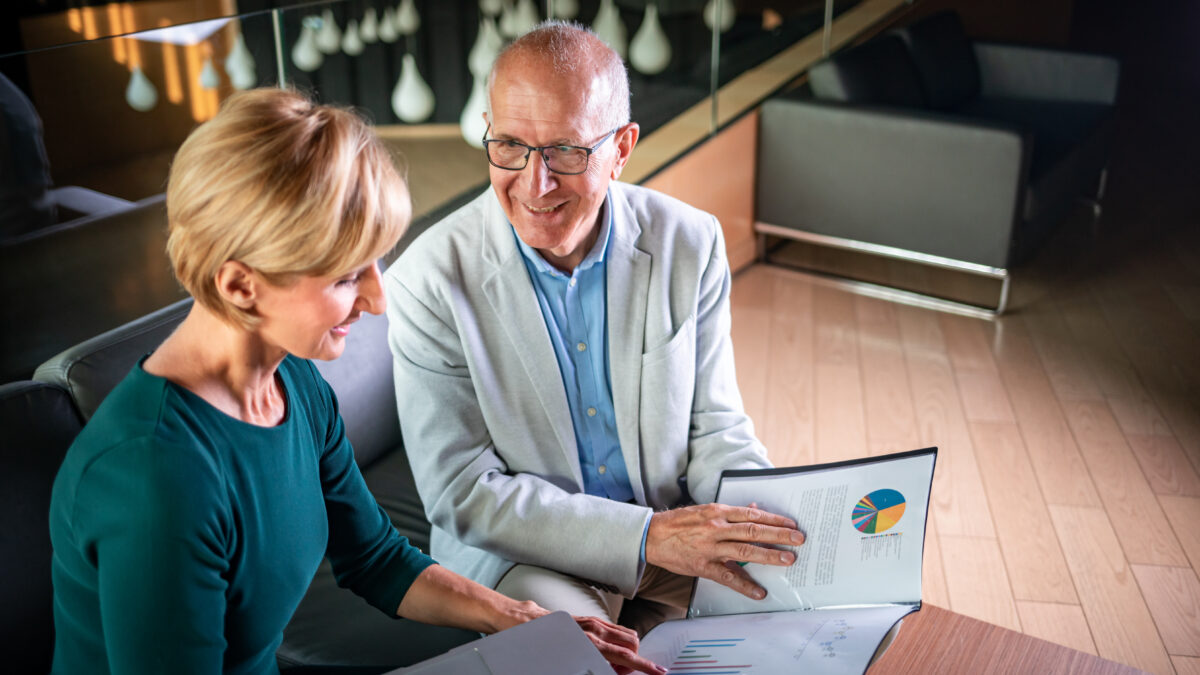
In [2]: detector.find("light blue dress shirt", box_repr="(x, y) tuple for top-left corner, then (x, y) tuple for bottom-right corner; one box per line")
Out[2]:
(512, 196), (636, 503)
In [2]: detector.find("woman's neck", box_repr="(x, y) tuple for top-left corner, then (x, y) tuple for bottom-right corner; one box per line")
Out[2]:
(143, 304), (289, 426)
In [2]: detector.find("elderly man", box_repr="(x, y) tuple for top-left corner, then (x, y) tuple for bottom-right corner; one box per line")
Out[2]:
(385, 22), (804, 634)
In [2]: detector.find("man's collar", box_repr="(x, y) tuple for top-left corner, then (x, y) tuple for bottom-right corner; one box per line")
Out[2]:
(512, 191), (613, 278)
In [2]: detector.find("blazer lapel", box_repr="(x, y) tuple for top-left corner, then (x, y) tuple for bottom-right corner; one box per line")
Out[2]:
(606, 187), (651, 505)
(479, 194), (583, 485)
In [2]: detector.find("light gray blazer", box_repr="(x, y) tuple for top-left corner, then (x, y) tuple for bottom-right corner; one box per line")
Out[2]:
(384, 182), (770, 596)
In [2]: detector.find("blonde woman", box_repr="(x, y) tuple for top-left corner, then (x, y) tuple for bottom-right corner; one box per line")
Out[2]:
(48, 88), (664, 675)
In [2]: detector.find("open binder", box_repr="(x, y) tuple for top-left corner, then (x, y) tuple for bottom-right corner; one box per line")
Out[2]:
(640, 447), (938, 674)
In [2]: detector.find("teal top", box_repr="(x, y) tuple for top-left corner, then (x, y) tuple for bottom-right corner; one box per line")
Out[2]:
(49, 355), (436, 674)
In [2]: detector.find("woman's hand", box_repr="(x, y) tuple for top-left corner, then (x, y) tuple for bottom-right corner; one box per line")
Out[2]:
(573, 615), (666, 675)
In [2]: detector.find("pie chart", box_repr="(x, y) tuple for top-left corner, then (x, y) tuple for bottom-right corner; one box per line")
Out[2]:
(852, 489), (906, 534)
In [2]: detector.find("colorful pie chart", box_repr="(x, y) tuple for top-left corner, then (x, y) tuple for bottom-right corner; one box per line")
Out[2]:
(852, 489), (906, 534)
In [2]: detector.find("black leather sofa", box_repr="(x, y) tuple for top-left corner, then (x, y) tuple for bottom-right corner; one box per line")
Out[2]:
(3, 298), (477, 673)
(755, 10), (1120, 314)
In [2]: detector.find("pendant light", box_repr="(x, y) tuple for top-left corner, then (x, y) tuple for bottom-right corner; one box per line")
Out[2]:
(342, 19), (365, 55)
(592, 0), (627, 60)
(499, 1), (519, 39)
(395, 0), (420, 36)
(225, 33), (257, 90)
(292, 18), (324, 71)
(391, 53), (435, 122)
(512, 0), (539, 36)
(379, 8), (399, 42)
(703, 0), (735, 33)
(480, 0), (503, 18)
(361, 7), (380, 43)
(549, 0), (579, 20)
(125, 66), (158, 111)
(316, 9), (342, 54)
(460, 75), (488, 149)
(468, 17), (502, 79)
(199, 56), (220, 89)
(630, 3), (670, 75)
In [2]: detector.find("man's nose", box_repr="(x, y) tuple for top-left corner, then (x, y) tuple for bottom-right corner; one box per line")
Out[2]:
(522, 150), (558, 196)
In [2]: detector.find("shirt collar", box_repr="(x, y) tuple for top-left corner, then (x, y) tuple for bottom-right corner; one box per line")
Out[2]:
(513, 191), (613, 279)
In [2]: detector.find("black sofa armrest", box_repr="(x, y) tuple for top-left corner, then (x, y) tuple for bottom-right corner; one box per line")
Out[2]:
(973, 42), (1121, 105)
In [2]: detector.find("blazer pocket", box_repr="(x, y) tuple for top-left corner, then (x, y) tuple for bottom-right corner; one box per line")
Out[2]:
(641, 314), (696, 366)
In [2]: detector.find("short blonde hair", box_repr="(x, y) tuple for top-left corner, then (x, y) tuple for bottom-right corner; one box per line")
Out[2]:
(166, 87), (410, 329)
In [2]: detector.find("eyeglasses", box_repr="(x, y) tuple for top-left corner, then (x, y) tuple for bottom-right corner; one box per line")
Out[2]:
(482, 124), (619, 175)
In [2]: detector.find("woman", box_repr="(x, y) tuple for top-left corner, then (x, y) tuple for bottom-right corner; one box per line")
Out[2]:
(48, 88), (664, 675)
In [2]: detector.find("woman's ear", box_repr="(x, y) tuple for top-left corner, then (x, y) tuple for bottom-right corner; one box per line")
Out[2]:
(215, 261), (258, 310)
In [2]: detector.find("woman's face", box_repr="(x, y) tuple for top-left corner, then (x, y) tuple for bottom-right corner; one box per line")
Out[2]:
(252, 260), (385, 361)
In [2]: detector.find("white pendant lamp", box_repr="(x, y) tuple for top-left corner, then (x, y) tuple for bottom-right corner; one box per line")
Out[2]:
(549, 0), (579, 20)
(225, 33), (257, 90)
(592, 0), (627, 60)
(125, 66), (158, 111)
(199, 56), (220, 89)
(342, 19), (365, 55)
(360, 7), (380, 43)
(468, 17), (502, 79)
(703, 0), (736, 33)
(499, 1), (519, 39)
(392, 53), (435, 122)
(480, 0), (503, 17)
(379, 8), (399, 42)
(460, 75), (488, 148)
(395, 0), (420, 36)
(292, 18), (324, 71)
(316, 9), (342, 54)
(512, 0), (539, 36)
(630, 3), (670, 75)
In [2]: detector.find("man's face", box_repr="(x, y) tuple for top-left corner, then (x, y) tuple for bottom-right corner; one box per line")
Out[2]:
(486, 58), (637, 269)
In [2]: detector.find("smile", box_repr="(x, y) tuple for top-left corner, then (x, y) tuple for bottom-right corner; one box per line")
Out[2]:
(523, 202), (562, 214)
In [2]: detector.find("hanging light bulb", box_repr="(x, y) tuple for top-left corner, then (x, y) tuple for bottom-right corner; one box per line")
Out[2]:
(379, 8), (399, 42)
(316, 8), (341, 54)
(460, 75), (488, 149)
(480, 0), (503, 18)
(592, 0), (627, 60)
(549, 0), (579, 20)
(395, 0), (420, 36)
(392, 53), (435, 122)
(703, 0), (736, 33)
(468, 17), (502, 79)
(512, 0), (539, 35)
(630, 3), (670, 75)
(360, 7), (379, 43)
(225, 33), (257, 90)
(125, 66), (158, 111)
(292, 17), (324, 71)
(199, 55), (220, 89)
(498, 1), (518, 38)
(342, 18), (364, 55)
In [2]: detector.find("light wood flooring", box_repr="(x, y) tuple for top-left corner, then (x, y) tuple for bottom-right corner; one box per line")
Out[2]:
(727, 2), (1200, 671)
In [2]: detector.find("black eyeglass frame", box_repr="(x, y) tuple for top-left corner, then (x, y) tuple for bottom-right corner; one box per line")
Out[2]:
(482, 124), (621, 175)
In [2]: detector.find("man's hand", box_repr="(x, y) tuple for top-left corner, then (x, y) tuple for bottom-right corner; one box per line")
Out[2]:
(645, 503), (805, 600)
(573, 615), (667, 675)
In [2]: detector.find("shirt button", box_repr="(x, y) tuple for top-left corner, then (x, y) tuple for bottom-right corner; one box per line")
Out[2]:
(587, 407), (597, 417)
(569, 278), (577, 287)
(598, 464), (607, 475)
(576, 342), (586, 352)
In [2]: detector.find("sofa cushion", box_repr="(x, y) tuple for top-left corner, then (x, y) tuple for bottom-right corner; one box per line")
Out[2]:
(0, 380), (83, 674)
(808, 34), (927, 107)
(955, 98), (1113, 181)
(895, 11), (981, 110)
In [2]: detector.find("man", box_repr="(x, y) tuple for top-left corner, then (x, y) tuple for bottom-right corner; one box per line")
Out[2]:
(385, 22), (804, 634)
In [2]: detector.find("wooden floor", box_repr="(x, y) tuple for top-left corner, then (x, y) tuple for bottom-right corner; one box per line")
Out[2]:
(728, 3), (1200, 673)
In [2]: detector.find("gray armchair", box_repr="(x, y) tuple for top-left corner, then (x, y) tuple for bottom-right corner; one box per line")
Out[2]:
(756, 11), (1119, 314)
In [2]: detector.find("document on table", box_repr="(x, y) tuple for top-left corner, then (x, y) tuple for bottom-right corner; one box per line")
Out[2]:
(640, 604), (914, 675)
(690, 448), (937, 618)
(641, 448), (937, 675)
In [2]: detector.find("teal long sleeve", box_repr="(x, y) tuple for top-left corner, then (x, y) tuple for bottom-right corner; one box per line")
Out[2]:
(49, 355), (434, 674)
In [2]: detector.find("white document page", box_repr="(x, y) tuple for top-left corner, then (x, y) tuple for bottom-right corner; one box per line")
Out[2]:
(691, 449), (936, 618)
(641, 605), (914, 675)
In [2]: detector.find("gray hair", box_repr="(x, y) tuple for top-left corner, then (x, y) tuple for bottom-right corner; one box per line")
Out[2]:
(485, 20), (631, 134)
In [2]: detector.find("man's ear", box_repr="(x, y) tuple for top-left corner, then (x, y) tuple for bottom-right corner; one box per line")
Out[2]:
(214, 261), (258, 310)
(610, 122), (640, 180)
